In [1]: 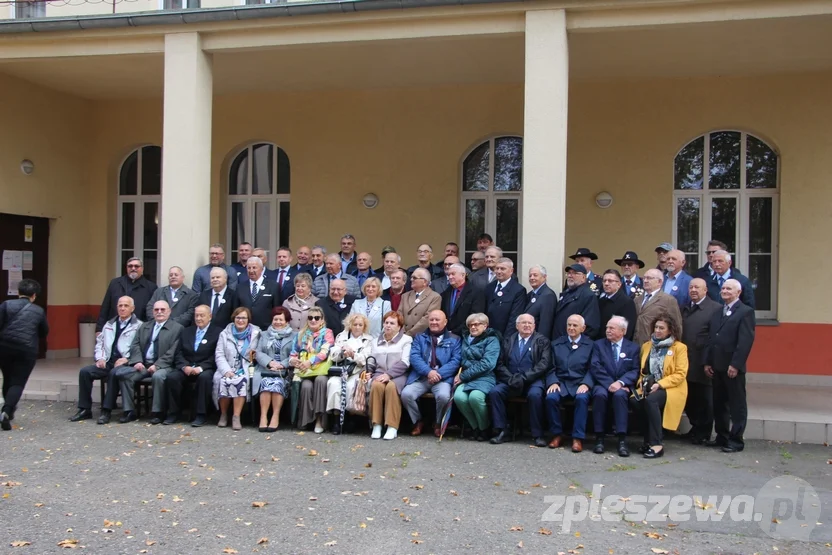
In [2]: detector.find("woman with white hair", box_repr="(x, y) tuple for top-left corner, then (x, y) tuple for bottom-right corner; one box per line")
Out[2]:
(349, 277), (390, 338)
(326, 312), (374, 434)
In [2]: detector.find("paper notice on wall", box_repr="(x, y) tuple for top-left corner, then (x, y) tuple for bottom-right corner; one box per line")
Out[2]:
(8, 270), (22, 296)
(24, 225), (33, 243)
(2, 251), (19, 270)
(22, 251), (33, 271)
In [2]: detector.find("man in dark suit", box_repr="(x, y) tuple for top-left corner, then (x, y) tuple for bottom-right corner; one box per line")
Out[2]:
(267, 247), (299, 305)
(706, 250), (756, 310)
(468, 246), (501, 291)
(316, 279), (355, 337)
(524, 265), (557, 340)
(489, 314), (552, 446)
(554, 264), (600, 339)
(236, 258), (279, 330)
(565, 248), (603, 297)
(145, 265), (198, 327)
(598, 270), (636, 341)
(681, 277), (721, 444)
(485, 258), (527, 338)
(308, 246), (328, 280)
(229, 242), (253, 280)
(337, 234), (358, 276)
(441, 263), (486, 336)
(294, 245), (313, 275)
(110, 300), (183, 424)
(704, 278), (755, 453)
(614, 251), (644, 299)
(693, 240), (728, 280)
(405, 244), (445, 289)
(198, 267), (238, 328)
(545, 314), (594, 453)
(96, 257), (157, 333)
(164, 305), (222, 426)
(589, 316), (640, 457)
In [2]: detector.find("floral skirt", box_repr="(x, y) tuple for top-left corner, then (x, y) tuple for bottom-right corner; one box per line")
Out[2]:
(219, 374), (248, 399)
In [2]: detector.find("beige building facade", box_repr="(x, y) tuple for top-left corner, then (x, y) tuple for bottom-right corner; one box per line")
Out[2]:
(0, 0), (830, 376)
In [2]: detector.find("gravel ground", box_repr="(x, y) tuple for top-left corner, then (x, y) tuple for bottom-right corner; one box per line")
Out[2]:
(0, 401), (829, 554)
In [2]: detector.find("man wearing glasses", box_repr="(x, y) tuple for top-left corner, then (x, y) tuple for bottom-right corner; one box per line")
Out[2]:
(95, 257), (157, 334)
(432, 255), (462, 296)
(694, 240), (728, 280)
(406, 244), (444, 289)
(398, 268), (441, 337)
(191, 243), (237, 295)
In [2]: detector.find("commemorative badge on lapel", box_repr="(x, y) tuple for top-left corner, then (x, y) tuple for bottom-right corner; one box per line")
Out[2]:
(726, 310), (732, 316)
(619, 352), (626, 358)
(667, 350), (673, 356)
(339, 303), (346, 309)
(201, 339), (208, 345)
(572, 344), (578, 350)
(497, 291), (503, 297)
(220, 298), (226, 304)
(672, 286), (678, 291)
(259, 285), (266, 291)
(531, 297), (536, 303)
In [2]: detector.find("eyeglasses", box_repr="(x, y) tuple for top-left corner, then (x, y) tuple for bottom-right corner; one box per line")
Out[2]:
(417, 250), (431, 254)
(411, 276), (426, 281)
(706, 250), (718, 255)
(308, 315), (323, 321)
(152, 308), (167, 312)
(443, 263), (453, 267)
(468, 322), (486, 328)
(234, 316), (248, 321)
(126, 264), (141, 269)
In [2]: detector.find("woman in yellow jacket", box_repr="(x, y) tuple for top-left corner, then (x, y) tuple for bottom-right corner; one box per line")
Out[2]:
(633, 314), (688, 459)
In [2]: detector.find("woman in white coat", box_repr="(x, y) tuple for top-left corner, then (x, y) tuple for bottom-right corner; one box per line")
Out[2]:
(214, 307), (261, 431)
(326, 313), (374, 434)
(349, 277), (390, 338)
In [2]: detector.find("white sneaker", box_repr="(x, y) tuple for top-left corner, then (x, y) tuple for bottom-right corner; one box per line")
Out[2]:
(314, 425), (324, 434)
(371, 424), (383, 439)
(383, 427), (398, 440)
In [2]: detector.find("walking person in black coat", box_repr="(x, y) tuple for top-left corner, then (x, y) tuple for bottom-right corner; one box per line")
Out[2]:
(703, 279), (756, 453)
(681, 278), (721, 444)
(598, 269), (637, 341)
(0, 279), (49, 430)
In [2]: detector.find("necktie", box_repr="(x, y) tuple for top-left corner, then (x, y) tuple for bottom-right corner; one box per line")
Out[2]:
(723, 304), (730, 316)
(488, 271), (495, 283)
(415, 292), (421, 301)
(612, 342), (619, 367)
(430, 336), (438, 368)
(251, 280), (258, 299)
(626, 279), (632, 288)
(278, 270), (285, 292)
(495, 282), (503, 295)
(451, 288), (459, 313)
(195, 327), (205, 351)
(518, 338), (526, 356)
(642, 293), (652, 307)
(146, 323), (162, 361)
(212, 292), (220, 315)
(171, 288), (177, 303)
(718, 275), (725, 287)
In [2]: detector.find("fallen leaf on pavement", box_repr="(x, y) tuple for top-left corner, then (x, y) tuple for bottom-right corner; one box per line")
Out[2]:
(517, 490), (531, 495)
(538, 528), (553, 535)
(308, 450), (318, 457)
(257, 537), (268, 544)
(650, 549), (669, 555)
(10, 541), (31, 547)
(252, 501), (268, 508)
(509, 526), (524, 532)
(411, 484), (424, 490)
(644, 532), (662, 540)
(324, 540), (337, 547)
(57, 539), (79, 549)
(517, 541), (524, 548)
(222, 549), (238, 554)
(145, 540), (156, 546)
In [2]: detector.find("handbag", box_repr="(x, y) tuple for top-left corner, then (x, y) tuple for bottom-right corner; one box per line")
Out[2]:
(346, 356), (376, 416)
(633, 368), (656, 402)
(295, 351), (332, 379)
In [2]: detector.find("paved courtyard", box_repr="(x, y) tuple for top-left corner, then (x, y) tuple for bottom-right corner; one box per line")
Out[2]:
(0, 401), (829, 554)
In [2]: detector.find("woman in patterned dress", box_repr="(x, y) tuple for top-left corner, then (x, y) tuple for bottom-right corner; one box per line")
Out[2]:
(290, 307), (335, 433)
(254, 306), (297, 432)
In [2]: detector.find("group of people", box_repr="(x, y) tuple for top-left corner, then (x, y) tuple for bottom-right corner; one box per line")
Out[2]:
(0, 232), (754, 456)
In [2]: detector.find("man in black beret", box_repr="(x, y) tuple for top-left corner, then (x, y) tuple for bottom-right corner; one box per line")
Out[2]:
(565, 248), (602, 297)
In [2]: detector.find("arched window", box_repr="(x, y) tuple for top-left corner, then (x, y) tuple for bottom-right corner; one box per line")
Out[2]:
(117, 145), (162, 283)
(673, 131), (779, 318)
(460, 136), (523, 267)
(227, 143), (291, 265)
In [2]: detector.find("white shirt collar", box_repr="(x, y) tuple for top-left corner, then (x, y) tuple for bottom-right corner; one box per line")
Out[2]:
(497, 277), (511, 288)
(214, 286), (228, 298)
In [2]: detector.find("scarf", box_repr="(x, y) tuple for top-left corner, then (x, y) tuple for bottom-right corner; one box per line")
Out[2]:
(648, 335), (675, 381)
(265, 325), (294, 363)
(231, 325), (253, 372)
(298, 326), (329, 356)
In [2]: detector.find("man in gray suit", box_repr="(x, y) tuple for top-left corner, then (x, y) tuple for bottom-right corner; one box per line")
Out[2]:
(633, 269), (683, 345)
(681, 277), (721, 444)
(145, 266), (198, 327)
(313, 253), (360, 298)
(114, 300), (183, 424)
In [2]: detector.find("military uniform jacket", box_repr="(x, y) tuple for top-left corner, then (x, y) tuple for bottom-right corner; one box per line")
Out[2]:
(554, 283), (600, 339)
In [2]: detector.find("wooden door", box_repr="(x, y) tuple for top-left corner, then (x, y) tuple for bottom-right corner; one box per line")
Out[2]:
(0, 214), (50, 358)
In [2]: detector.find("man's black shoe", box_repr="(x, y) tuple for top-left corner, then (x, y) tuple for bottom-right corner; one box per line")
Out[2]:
(533, 437), (547, 448)
(593, 438), (605, 454)
(149, 415), (163, 425)
(722, 443), (744, 453)
(119, 411), (137, 424)
(97, 411), (111, 425)
(617, 440), (630, 458)
(191, 415), (206, 427)
(70, 409), (93, 422)
(490, 431), (507, 445)
(162, 414), (180, 425)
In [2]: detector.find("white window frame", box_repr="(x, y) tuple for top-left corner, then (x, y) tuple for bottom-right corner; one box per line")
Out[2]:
(158, 0), (200, 9)
(459, 135), (524, 269)
(116, 146), (162, 284)
(13, 0), (46, 18)
(226, 143), (290, 266)
(672, 130), (779, 319)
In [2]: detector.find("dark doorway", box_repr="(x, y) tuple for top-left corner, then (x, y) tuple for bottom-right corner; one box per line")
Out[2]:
(0, 214), (50, 358)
